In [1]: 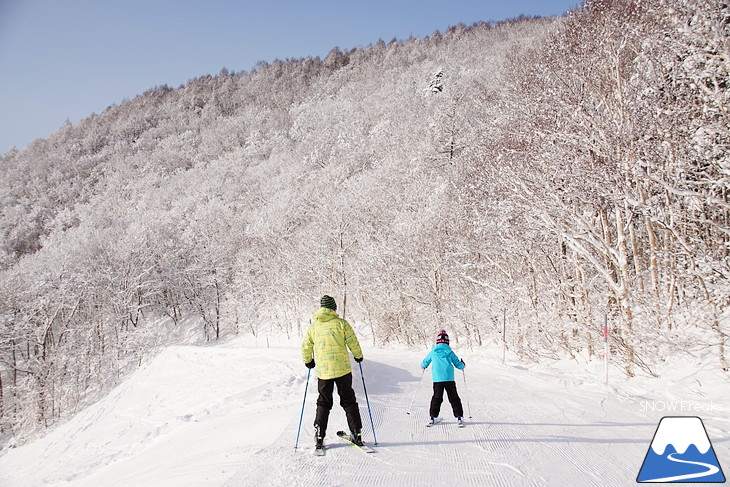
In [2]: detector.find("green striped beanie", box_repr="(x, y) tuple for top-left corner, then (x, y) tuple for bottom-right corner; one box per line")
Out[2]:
(320, 295), (337, 310)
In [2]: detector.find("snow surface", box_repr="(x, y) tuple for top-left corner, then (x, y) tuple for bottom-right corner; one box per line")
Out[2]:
(0, 340), (728, 486)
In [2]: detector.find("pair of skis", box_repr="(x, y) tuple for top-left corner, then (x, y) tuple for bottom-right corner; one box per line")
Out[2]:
(314, 431), (375, 456)
(314, 418), (466, 455)
(427, 417), (465, 428)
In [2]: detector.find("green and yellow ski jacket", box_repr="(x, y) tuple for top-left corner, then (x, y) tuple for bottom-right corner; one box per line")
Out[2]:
(301, 307), (363, 380)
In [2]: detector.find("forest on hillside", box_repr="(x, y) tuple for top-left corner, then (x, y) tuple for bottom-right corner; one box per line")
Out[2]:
(0, 0), (728, 443)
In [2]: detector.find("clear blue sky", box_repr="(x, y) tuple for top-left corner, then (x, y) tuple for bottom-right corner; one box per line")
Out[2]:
(0, 0), (580, 154)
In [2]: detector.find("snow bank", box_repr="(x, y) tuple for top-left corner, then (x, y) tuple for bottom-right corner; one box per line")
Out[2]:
(0, 345), (303, 487)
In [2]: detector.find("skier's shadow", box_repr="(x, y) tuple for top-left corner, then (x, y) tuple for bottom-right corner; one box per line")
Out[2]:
(372, 420), (667, 449)
(353, 359), (421, 395)
(486, 421), (656, 427)
(374, 435), (650, 448)
(371, 430), (730, 450)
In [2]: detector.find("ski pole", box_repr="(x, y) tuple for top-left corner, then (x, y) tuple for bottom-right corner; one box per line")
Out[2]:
(294, 367), (311, 449)
(406, 368), (426, 415)
(358, 361), (378, 445)
(462, 368), (472, 419)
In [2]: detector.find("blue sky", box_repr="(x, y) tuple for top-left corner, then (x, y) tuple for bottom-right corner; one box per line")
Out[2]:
(0, 0), (580, 154)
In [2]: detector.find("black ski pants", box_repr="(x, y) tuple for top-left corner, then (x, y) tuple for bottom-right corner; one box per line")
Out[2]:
(429, 381), (464, 418)
(314, 372), (362, 436)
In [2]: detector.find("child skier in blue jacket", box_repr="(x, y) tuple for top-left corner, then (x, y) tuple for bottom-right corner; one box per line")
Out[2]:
(421, 330), (466, 426)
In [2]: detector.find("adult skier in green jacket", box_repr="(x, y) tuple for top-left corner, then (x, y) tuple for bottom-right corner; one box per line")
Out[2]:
(302, 295), (365, 449)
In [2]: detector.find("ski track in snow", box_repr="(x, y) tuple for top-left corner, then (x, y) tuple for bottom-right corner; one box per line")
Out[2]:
(0, 345), (727, 486)
(222, 349), (673, 487)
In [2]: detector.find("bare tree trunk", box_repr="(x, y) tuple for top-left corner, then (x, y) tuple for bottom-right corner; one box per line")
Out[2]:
(626, 201), (643, 293)
(339, 226), (348, 319)
(696, 276), (729, 372)
(615, 206), (635, 377)
(638, 183), (661, 300)
(615, 207), (632, 329)
(599, 206), (618, 308)
(214, 279), (221, 340)
(0, 371), (4, 433)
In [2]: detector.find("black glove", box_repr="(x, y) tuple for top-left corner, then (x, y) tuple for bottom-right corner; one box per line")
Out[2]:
(354, 356), (363, 363)
(460, 358), (466, 365)
(305, 359), (316, 369)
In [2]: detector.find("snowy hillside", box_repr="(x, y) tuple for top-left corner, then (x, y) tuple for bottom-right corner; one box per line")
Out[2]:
(3, 0), (728, 448)
(1, 341), (727, 486)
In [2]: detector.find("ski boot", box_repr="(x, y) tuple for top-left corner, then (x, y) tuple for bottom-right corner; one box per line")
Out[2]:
(315, 425), (325, 451)
(350, 429), (364, 447)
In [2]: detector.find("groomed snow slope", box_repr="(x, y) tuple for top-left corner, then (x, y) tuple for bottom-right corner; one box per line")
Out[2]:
(0, 342), (727, 486)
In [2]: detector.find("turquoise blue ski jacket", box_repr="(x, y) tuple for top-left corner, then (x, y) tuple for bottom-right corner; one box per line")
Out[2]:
(421, 343), (465, 382)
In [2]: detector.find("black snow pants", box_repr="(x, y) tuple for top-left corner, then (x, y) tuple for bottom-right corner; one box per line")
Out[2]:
(314, 372), (363, 436)
(429, 381), (464, 418)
